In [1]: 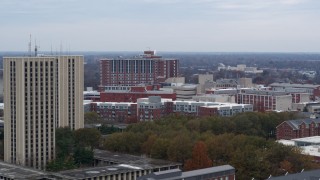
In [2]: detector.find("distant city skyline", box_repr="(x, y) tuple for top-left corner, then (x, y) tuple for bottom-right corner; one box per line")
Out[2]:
(1, 0), (320, 52)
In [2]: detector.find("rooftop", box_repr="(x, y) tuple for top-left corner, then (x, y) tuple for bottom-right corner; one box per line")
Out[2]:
(270, 82), (320, 88)
(269, 169), (320, 180)
(94, 149), (181, 169)
(292, 136), (320, 144)
(281, 118), (320, 130)
(60, 150), (181, 179)
(0, 161), (65, 179)
(138, 165), (235, 180)
(59, 164), (144, 179)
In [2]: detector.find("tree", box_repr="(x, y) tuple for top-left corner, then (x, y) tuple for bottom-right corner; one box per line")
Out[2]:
(141, 134), (158, 156)
(184, 141), (212, 171)
(73, 147), (94, 167)
(84, 112), (101, 124)
(150, 138), (170, 159)
(167, 134), (193, 163)
(46, 157), (76, 172)
(280, 160), (293, 173)
(74, 128), (101, 150)
(47, 127), (101, 171)
(55, 127), (74, 159)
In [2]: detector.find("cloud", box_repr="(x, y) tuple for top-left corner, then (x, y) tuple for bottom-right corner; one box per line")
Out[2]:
(280, 0), (307, 5)
(140, 0), (309, 10)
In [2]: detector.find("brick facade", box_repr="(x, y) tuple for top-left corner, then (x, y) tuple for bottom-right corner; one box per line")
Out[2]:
(100, 51), (178, 87)
(276, 119), (320, 140)
(99, 85), (176, 103)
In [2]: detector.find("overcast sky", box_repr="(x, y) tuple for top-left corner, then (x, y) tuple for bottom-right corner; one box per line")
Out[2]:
(1, 0), (320, 52)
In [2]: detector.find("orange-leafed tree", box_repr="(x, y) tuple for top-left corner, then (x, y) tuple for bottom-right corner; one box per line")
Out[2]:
(184, 141), (212, 171)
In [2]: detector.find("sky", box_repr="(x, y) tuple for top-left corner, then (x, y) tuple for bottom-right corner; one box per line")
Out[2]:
(1, 0), (320, 52)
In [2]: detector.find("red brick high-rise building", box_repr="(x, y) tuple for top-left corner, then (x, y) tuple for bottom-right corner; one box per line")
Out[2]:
(100, 50), (179, 87)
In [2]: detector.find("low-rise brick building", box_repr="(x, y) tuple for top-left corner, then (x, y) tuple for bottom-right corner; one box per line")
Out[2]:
(89, 97), (253, 123)
(276, 118), (320, 140)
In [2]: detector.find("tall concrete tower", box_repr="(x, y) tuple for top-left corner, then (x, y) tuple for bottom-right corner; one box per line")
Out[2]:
(3, 55), (84, 169)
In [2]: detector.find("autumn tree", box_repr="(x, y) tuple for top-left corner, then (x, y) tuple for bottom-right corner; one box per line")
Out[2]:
(141, 134), (158, 156)
(167, 134), (193, 163)
(150, 138), (170, 159)
(184, 141), (212, 171)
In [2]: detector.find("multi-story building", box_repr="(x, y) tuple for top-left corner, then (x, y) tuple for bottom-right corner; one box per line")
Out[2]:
(198, 104), (253, 117)
(137, 97), (173, 121)
(276, 118), (320, 140)
(269, 83), (320, 99)
(236, 89), (292, 112)
(170, 84), (198, 100)
(3, 56), (84, 169)
(100, 50), (178, 87)
(206, 88), (238, 95)
(192, 94), (235, 103)
(84, 90), (100, 101)
(100, 84), (176, 103)
(218, 64), (263, 74)
(291, 92), (310, 103)
(89, 97), (253, 122)
(173, 100), (253, 117)
(91, 102), (138, 123)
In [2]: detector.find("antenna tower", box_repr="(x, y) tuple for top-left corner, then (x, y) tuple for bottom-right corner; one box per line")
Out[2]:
(28, 34), (32, 57)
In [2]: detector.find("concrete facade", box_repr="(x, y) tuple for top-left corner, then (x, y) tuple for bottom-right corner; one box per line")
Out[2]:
(3, 56), (84, 169)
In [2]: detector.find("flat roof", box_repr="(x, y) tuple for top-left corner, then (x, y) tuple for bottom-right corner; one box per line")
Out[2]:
(0, 161), (44, 179)
(139, 165), (235, 180)
(300, 145), (320, 157)
(59, 164), (143, 179)
(203, 104), (252, 109)
(181, 165), (234, 179)
(94, 102), (137, 106)
(60, 150), (181, 179)
(100, 58), (177, 61)
(0, 161), (66, 179)
(269, 169), (320, 180)
(270, 83), (320, 88)
(277, 139), (295, 146)
(291, 136), (320, 144)
(94, 149), (181, 169)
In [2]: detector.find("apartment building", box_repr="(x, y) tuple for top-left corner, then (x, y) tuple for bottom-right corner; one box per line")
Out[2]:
(89, 97), (253, 122)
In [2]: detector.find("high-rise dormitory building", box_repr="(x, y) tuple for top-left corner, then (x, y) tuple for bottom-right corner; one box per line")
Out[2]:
(3, 55), (84, 169)
(99, 50), (178, 88)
